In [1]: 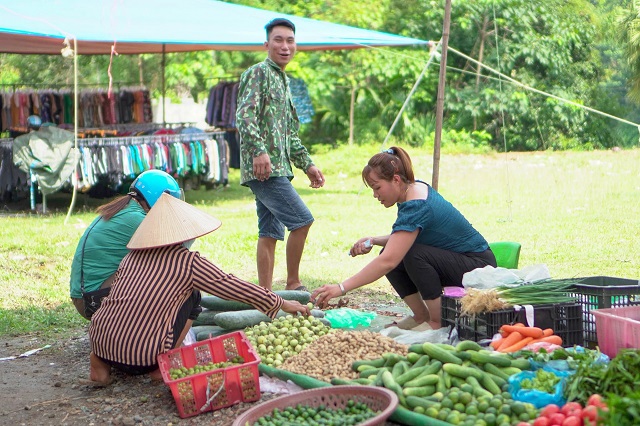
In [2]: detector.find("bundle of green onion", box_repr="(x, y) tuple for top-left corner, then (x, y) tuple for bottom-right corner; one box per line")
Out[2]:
(495, 279), (579, 306)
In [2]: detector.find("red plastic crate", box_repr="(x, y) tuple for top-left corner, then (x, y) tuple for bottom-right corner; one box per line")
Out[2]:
(593, 306), (640, 358)
(157, 331), (261, 418)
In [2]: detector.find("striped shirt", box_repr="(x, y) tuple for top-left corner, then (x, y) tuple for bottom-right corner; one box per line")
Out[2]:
(89, 244), (284, 367)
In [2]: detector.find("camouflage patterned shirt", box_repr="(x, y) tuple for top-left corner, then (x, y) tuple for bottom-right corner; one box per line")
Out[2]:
(236, 57), (314, 185)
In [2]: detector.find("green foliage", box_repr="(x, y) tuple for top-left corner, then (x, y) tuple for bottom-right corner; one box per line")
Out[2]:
(1, 0), (639, 150)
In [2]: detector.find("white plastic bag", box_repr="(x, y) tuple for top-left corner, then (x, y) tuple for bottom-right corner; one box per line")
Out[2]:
(379, 325), (457, 345)
(462, 265), (521, 289)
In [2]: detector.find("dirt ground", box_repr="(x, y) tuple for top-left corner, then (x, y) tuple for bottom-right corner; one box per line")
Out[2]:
(0, 294), (407, 426)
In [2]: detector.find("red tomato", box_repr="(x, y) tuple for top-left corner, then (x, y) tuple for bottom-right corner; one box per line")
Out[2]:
(541, 404), (561, 418)
(587, 394), (607, 409)
(562, 402), (583, 417)
(582, 405), (598, 423)
(517, 423), (532, 426)
(549, 413), (567, 426)
(533, 417), (551, 426)
(562, 415), (582, 426)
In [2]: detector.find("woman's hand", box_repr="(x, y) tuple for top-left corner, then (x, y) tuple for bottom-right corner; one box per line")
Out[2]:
(281, 300), (311, 316)
(349, 237), (373, 257)
(311, 284), (343, 308)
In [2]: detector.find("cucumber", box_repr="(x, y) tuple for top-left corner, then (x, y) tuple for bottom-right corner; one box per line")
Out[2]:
(194, 326), (230, 341)
(509, 358), (532, 370)
(469, 351), (512, 367)
(442, 370), (452, 388)
(352, 358), (385, 371)
(213, 308), (324, 330)
(500, 366), (523, 376)
(200, 290), (311, 311)
(408, 343), (425, 354)
(455, 340), (482, 352)
(450, 376), (465, 388)
(405, 395), (440, 410)
(403, 374), (440, 388)
(436, 370), (447, 394)
(466, 376), (493, 399)
(330, 378), (354, 386)
(191, 325), (223, 336)
(381, 371), (406, 406)
(359, 367), (386, 379)
(406, 352), (421, 364)
(403, 385), (436, 397)
(373, 369), (386, 387)
(483, 371), (507, 388)
(442, 363), (484, 381)
(352, 378), (374, 385)
(454, 351), (472, 361)
(422, 343), (463, 365)
(395, 365), (429, 386)
(392, 361), (410, 379)
(483, 363), (510, 380)
(426, 391), (444, 402)
(412, 355), (431, 368)
(423, 360), (443, 375)
(382, 353), (403, 367)
(192, 310), (222, 326)
(480, 374), (502, 395)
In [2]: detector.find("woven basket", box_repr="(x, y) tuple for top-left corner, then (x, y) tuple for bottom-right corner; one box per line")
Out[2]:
(232, 385), (398, 426)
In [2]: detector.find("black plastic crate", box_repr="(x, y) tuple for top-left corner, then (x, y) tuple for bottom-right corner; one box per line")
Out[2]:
(568, 276), (640, 348)
(441, 295), (583, 346)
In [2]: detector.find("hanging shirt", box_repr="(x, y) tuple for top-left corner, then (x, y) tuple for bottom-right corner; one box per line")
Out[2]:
(236, 57), (314, 186)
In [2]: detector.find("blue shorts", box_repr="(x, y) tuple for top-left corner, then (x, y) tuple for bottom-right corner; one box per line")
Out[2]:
(246, 177), (314, 241)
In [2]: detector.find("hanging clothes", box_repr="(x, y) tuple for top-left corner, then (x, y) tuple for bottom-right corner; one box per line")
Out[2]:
(289, 77), (315, 124)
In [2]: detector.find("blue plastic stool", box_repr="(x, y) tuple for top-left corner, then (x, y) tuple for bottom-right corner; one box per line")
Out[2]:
(489, 241), (521, 269)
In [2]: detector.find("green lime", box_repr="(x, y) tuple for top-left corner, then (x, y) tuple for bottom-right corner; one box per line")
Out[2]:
(425, 407), (439, 418)
(499, 404), (511, 416)
(413, 406), (425, 414)
(460, 392), (473, 404)
(441, 398), (454, 410)
(454, 403), (466, 412)
(446, 412), (461, 425)
(477, 400), (489, 412)
(511, 402), (526, 415)
(519, 412), (531, 422)
(496, 413), (510, 424)
(460, 383), (474, 393)
(490, 398), (503, 409)
(465, 405), (479, 416)
(448, 391), (460, 404)
(483, 413), (496, 426)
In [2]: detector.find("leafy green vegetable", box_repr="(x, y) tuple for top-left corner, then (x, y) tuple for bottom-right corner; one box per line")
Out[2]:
(521, 369), (561, 393)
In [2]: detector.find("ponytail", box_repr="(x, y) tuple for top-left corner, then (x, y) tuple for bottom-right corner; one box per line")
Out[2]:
(361, 146), (415, 186)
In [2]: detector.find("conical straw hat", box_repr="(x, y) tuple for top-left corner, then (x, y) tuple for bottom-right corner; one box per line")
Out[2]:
(127, 192), (221, 250)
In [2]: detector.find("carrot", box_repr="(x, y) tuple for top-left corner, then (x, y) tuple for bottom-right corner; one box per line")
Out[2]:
(496, 331), (523, 351)
(499, 325), (544, 339)
(542, 328), (554, 337)
(499, 336), (534, 353)
(491, 337), (505, 350)
(528, 335), (563, 346)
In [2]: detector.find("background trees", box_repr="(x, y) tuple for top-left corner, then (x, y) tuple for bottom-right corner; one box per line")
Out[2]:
(0, 0), (637, 151)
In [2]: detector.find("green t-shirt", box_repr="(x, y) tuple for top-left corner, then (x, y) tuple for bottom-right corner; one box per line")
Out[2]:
(69, 200), (146, 298)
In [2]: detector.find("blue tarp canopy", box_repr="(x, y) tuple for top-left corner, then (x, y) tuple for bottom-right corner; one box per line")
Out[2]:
(0, 0), (429, 54)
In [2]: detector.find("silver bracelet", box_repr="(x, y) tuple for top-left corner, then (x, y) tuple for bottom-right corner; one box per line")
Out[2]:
(338, 283), (347, 296)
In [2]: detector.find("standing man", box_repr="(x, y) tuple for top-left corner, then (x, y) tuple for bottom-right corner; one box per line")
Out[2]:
(236, 18), (325, 292)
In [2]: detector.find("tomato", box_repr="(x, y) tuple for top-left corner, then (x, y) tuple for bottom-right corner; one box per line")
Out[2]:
(561, 402), (583, 418)
(587, 394), (607, 409)
(517, 423), (532, 426)
(533, 417), (551, 426)
(562, 415), (583, 426)
(582, 405), (598, 423)
(549, 413), (566, 425)
(541, 404), (561, 418)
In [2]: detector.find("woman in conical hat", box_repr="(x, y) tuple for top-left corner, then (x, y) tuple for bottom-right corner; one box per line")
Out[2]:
(86, 193), (310, 386)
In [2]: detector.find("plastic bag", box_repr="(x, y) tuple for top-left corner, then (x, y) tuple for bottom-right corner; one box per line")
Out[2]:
(462, 265), (521, 289)
(380, 325), (458, 345)
(323, 308), (376, 329)
(508, 367), (573, 408)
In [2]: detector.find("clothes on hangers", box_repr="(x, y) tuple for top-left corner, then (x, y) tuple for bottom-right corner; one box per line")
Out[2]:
(0, 88), (153, 131)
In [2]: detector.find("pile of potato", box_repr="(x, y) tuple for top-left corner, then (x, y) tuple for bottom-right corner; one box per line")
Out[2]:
(280, 330), (408, 382)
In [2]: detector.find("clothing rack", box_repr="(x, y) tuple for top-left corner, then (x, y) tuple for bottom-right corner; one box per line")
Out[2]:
(78, 131), (223, 147)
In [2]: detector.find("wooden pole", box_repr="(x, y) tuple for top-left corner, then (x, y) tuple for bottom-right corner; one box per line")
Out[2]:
(161, 43), (166, 126)
(432, 0), (452, 191)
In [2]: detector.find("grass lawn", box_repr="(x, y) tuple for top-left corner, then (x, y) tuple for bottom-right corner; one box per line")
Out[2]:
(1, 144), (638, 337)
